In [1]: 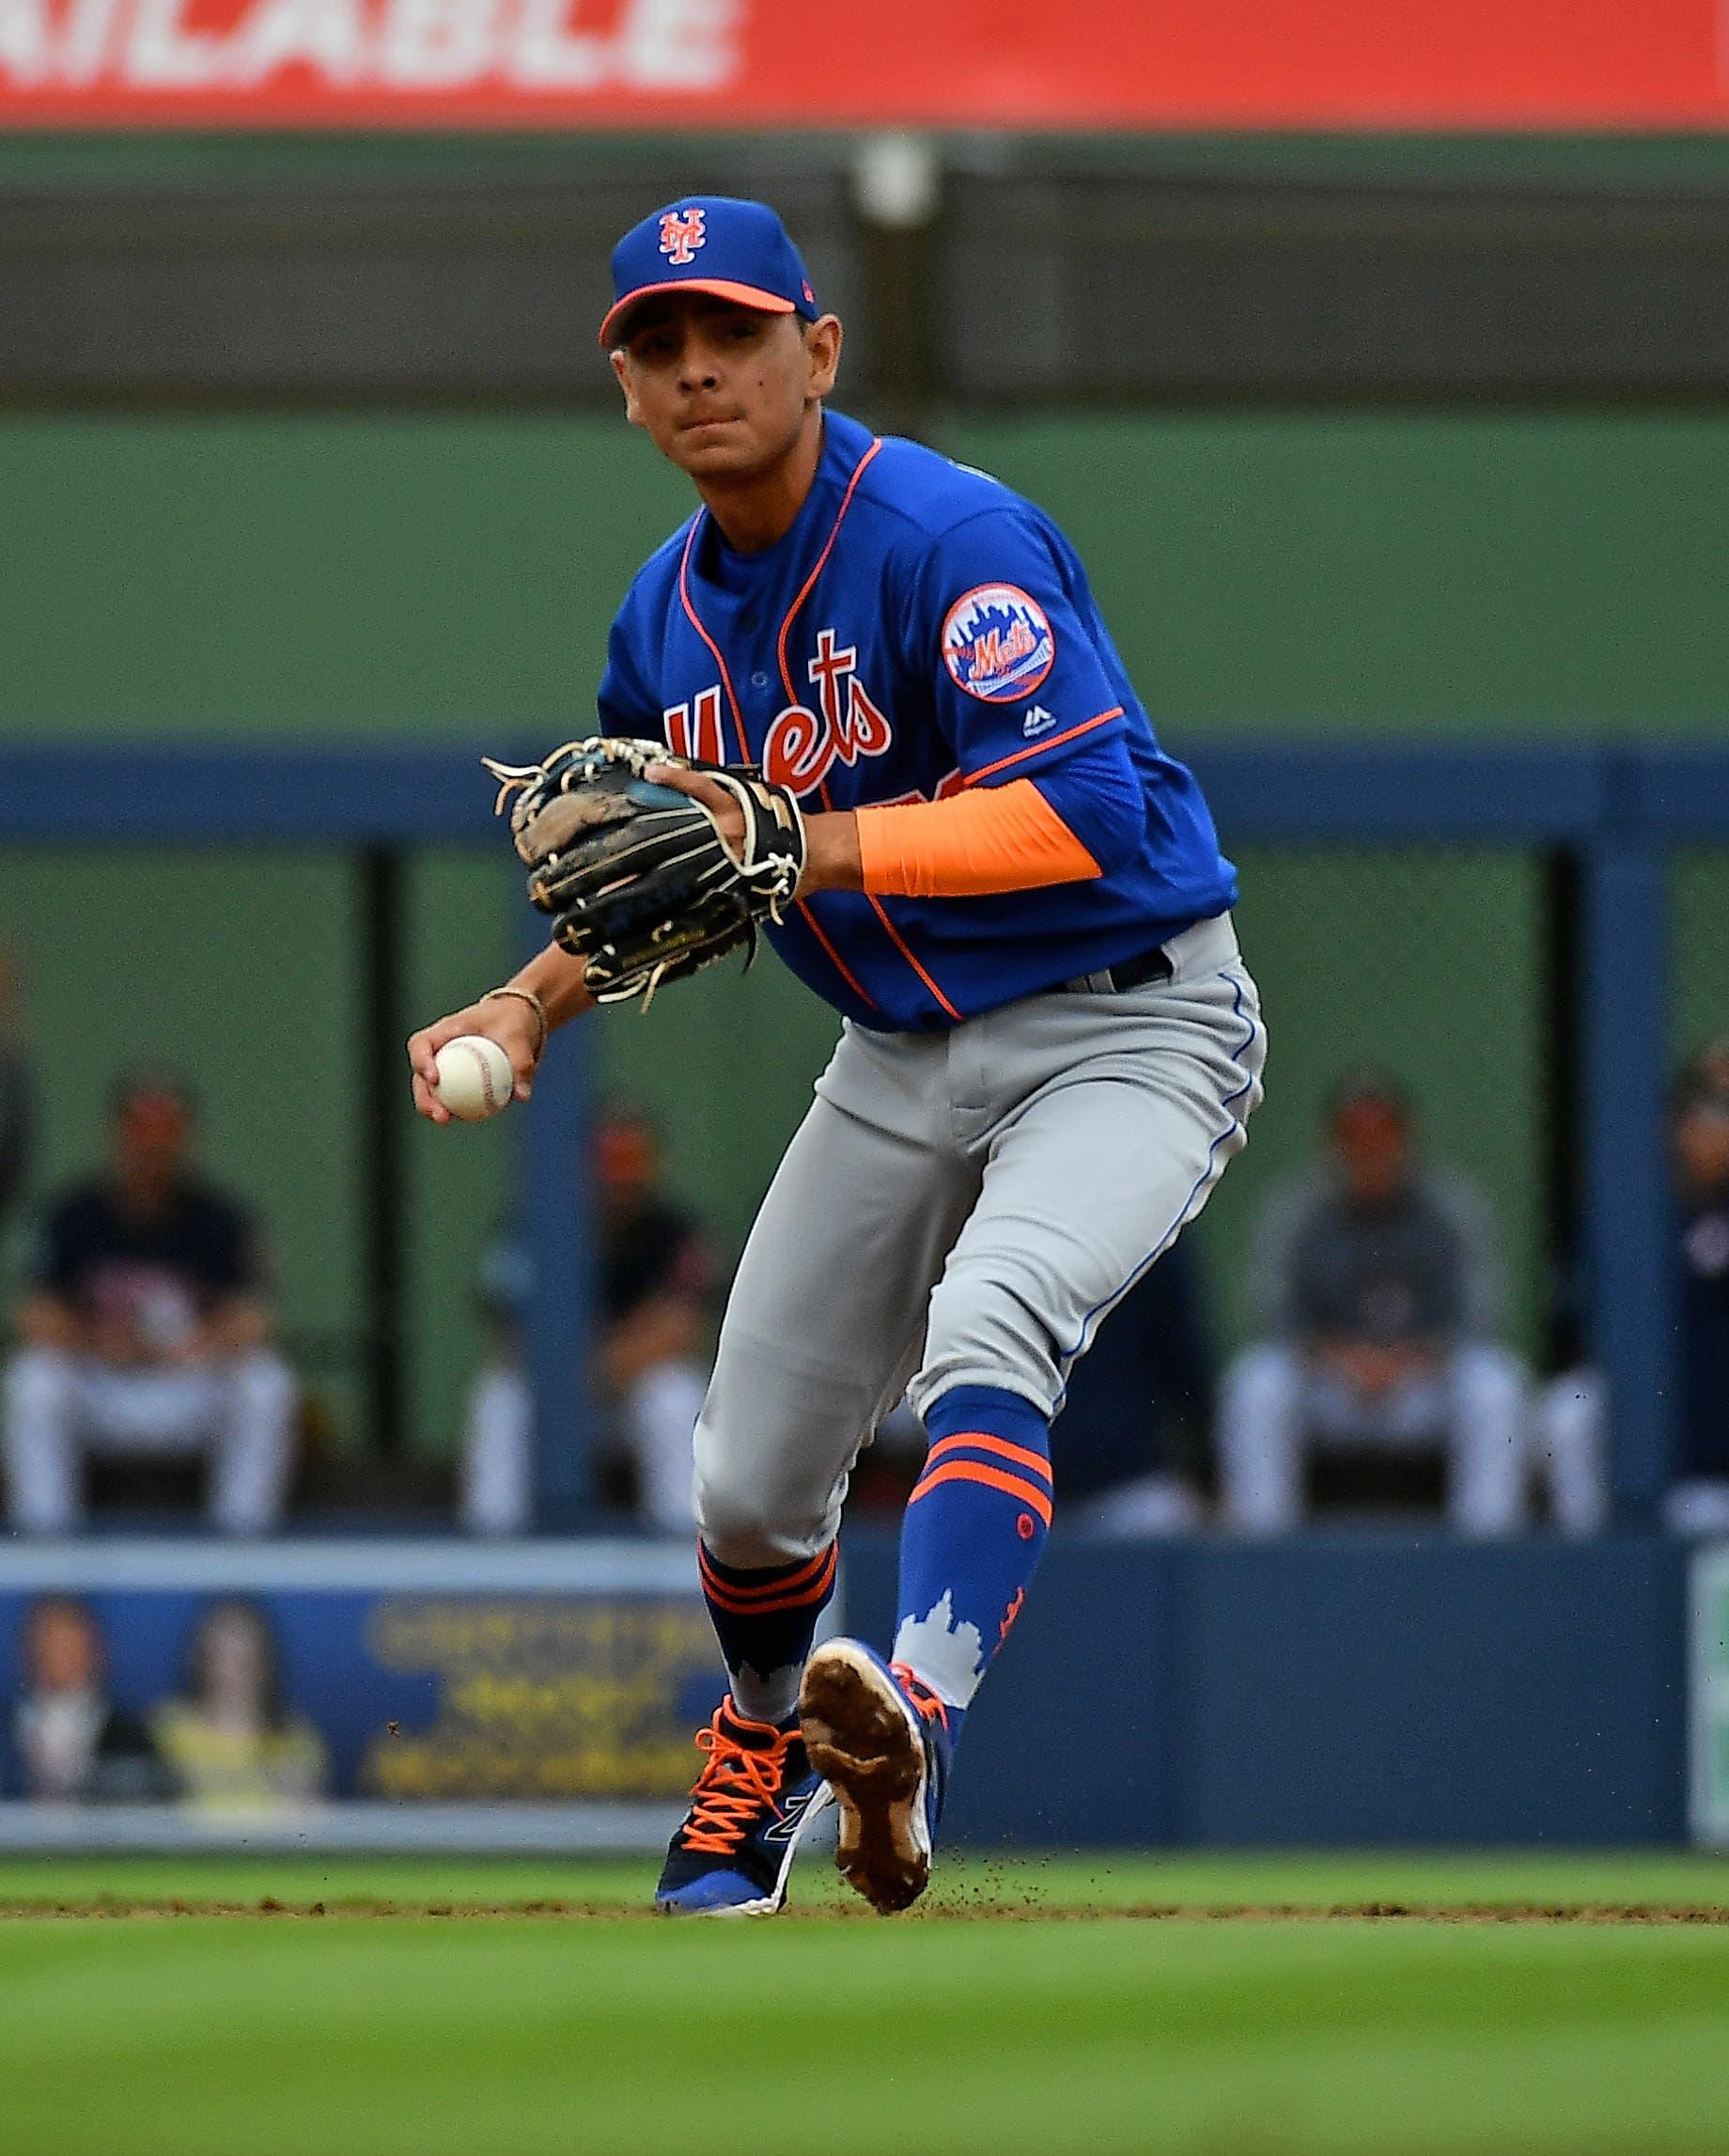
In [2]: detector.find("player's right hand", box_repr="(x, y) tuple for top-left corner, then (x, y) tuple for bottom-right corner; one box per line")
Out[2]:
(407, 1001), (542, 1125)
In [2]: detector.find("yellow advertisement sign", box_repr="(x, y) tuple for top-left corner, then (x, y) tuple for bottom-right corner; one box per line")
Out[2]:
(362, 1595), (715, 1802)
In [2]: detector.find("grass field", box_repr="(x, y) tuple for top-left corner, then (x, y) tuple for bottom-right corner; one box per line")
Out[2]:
(5, 1850), (1729, 2155)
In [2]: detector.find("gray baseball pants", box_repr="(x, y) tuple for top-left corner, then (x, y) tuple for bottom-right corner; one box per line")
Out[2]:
(693, 913), (1266, 1567)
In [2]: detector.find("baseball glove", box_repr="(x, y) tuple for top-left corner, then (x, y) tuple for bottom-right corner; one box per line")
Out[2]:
(482, 736), (806, 1008)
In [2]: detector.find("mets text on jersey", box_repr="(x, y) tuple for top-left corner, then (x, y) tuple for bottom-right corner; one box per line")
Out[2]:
(665, 628), (895, 797)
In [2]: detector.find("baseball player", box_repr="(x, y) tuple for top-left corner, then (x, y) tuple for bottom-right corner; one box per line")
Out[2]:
(408, 196), (1266, 1915)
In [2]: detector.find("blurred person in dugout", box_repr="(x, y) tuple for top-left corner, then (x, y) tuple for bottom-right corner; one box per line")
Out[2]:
(7, 1593), (166, 1803)
(149, 1598), (327, 1812)
(857, 1242), (1215, 1533)
(1056, 1240), (1217, 1533)
(1534, 1044), (1729, 1536)
(462, 1101), (718, 1536)
(1218, 1073), (1529, 1536)
(2, 1075), (296, 1536)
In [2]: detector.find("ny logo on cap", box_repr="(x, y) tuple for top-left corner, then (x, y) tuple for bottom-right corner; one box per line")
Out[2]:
(658, 208), (707, 266)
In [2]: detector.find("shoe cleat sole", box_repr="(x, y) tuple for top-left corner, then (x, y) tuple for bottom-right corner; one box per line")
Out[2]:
(655, 1886), (784, 1919)
(799, 1640), (930, 1914)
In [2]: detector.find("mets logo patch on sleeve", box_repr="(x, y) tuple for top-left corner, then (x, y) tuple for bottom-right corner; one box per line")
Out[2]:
(942, 584), (1057, 704)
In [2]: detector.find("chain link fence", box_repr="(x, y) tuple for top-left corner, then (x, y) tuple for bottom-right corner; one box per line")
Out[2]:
(1196, 845), (1551, 1367)
(5, 141), (1729, 405)
(0, 838), (520, 1509)
(0, 762), (1720, 1523)
(1673, 851), (1729, 1066)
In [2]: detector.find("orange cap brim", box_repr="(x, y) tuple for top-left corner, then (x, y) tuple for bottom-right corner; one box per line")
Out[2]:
(600, 279), (797, 350)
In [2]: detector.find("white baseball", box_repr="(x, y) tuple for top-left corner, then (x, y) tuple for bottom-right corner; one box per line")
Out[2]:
(432, 1035), (515, 1122)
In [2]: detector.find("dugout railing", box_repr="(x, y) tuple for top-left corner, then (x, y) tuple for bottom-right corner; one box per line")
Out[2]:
(0, 738), (1720, 1530)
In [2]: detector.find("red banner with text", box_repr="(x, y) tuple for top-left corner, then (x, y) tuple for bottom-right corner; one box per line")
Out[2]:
(1, 0), (1724, 130)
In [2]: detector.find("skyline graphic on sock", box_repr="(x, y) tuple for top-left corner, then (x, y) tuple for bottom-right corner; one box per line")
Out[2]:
(892, 1384), (1052, 1734)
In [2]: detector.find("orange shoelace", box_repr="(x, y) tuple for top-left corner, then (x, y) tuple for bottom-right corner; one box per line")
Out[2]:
(678, 1708), (794, 1855)
(891, 1662), (951, 1733)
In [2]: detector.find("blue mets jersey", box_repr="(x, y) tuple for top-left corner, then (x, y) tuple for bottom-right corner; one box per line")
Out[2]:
(597, 408), (1236, 1032)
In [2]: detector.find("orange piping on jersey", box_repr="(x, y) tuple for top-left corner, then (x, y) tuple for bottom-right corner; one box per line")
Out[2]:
(855, 777), (1101, 898)
(678, 519), (750, 762)
(678, 514), (879, 1010)
(921, 1430), (1053, 1484)
(794, 898), (875, 1007)
(774, 437), (884, 706)
(907, 1459), (1054, 1528)
(765, 435), (965, 1023)
(963, 708), (1125, 788)
(733, 430), (957, 1025)
(863, 896), (963, 1022)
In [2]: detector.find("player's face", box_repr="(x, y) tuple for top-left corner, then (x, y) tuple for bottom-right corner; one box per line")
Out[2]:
(115, 1091), (192, 1186)
(28, 1604), (101, 1695)
(610, 296), (840, 482)
(1332, 1100), (1410, 1203)
(594, 1113), (656, 1206)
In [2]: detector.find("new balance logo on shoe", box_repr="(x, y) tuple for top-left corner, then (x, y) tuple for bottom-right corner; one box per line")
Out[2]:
(763, 1778), (824, 1845)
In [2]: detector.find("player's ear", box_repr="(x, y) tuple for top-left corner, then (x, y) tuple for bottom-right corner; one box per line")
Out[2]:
(804, 315), (842, 401)
(610, 348), (647, 428)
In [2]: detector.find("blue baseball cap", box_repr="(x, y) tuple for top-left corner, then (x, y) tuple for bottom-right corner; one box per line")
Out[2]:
(600, 195), (820, 350)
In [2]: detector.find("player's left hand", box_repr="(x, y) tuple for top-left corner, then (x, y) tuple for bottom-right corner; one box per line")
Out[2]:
(487, 736), (808, 1006)
(646, 761), (862, 897)
(646, 762), (746, 861)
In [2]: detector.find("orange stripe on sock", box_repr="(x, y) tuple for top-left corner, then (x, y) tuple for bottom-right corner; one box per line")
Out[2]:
(698, 1544), (834, 1605)
(907, 1460), (1054, 1527)
(922, 1430), (1052, 1484)
(700, 1578), (835, 1618)
(697, 1541), (833, 1602)
(698, 1545), (837, 1616)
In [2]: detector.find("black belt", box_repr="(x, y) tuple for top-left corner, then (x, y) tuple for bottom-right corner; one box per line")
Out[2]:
(1065, 939), (1175, 994)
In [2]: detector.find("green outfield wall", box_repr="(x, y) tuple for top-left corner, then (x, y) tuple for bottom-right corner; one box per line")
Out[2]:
(7, 411), (1728, 738)
(3, 408), (1725, 1462)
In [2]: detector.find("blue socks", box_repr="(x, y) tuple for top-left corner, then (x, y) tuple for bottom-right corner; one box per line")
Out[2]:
(891, 1385), (1053, 1745)
(697, 1387), (1051, 1742)
(698, 1540), (838, 1726)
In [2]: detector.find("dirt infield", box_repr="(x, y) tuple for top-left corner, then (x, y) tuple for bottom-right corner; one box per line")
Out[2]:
(8, 1897), (1729, 1924)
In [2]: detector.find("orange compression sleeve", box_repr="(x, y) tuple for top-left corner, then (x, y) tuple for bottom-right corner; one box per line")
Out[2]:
(854, 777), (1102, 899)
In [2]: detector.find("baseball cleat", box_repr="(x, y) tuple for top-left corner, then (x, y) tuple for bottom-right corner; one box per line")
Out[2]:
(798, 1638), (950, 1914)
(655, 1697), (831, 1916)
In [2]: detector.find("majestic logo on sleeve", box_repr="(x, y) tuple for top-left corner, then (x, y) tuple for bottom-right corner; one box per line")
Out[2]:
(658, 207), (707, 265)
(942, 584), (1056, 704)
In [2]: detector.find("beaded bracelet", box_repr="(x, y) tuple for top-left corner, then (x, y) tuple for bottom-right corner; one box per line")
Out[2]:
(481, 986), (549, 1057)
